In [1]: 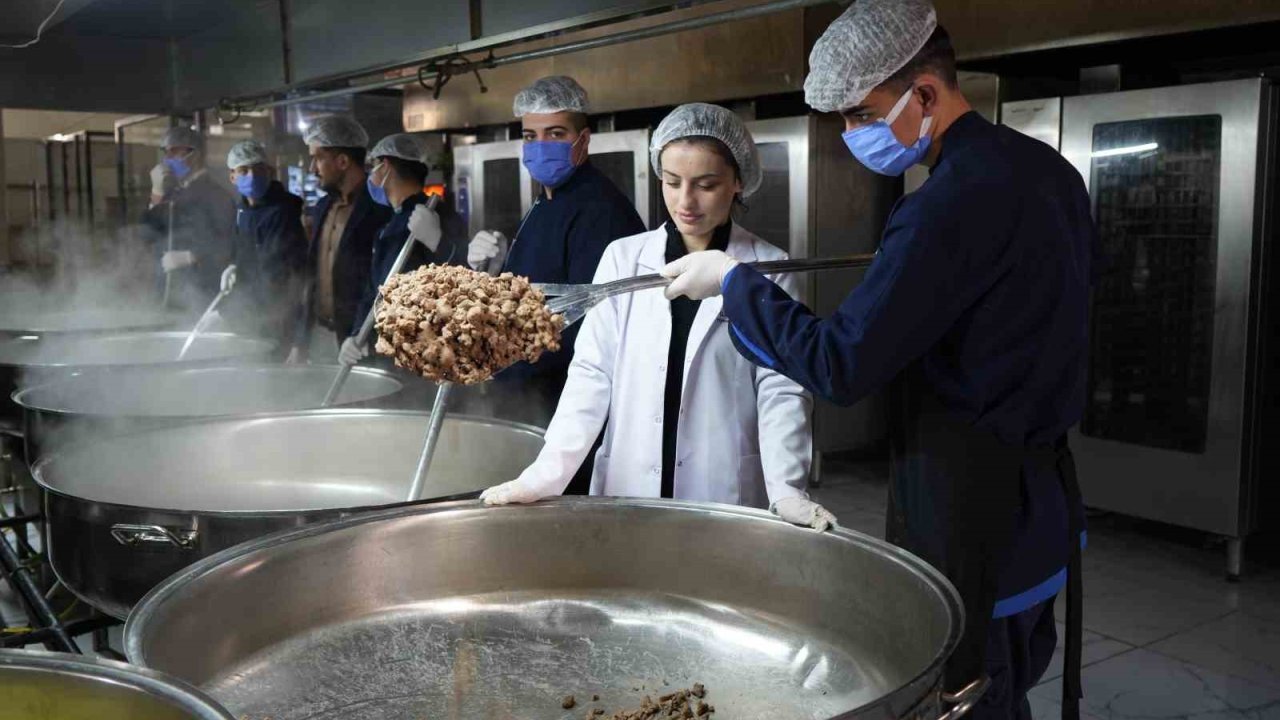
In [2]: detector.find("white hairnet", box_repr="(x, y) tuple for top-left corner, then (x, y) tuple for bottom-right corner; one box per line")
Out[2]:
(161, 126), (202, 151)
(369, 133), (428, 164)
(226, 139), (268, 169)
(512, 75), (590, 116)
(804, 0), (938, 113)
(303, 115), (369, 149)
(649, 103), (762, 198)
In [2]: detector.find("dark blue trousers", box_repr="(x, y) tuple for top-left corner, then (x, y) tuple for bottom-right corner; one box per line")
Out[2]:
(972, 595), (1059, 720)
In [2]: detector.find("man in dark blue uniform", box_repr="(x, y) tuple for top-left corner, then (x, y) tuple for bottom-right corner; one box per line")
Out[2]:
(222, 139), (307, 353)
(339, 133), (462, 366)
(142, 127), (235, 313)
(662, 2), (1094, 719)
(466, 76), (646, 423)
(287, 115), (391, 364)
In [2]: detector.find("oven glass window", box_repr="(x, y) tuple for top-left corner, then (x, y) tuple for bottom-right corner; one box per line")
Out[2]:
(1081, 115), (1221, 453)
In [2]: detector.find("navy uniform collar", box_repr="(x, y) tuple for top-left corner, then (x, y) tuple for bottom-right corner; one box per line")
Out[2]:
(540, 160), (598, 200)
(931, 111), (989, 172)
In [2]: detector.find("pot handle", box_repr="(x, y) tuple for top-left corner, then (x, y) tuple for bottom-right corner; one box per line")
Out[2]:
(936, 676), (991, 720)
(110, 524), (198, 550)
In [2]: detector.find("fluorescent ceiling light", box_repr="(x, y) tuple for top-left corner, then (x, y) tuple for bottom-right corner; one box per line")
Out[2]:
(1091, 143), (1159, 158)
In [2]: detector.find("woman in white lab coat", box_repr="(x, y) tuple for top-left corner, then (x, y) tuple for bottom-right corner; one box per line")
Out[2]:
(481, 103), (836, 530)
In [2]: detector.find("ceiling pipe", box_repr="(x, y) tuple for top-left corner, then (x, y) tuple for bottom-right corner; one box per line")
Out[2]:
(219, 0), (834, 113)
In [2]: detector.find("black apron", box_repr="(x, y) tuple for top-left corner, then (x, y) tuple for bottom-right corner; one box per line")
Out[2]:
(885, 363), (1083, 720)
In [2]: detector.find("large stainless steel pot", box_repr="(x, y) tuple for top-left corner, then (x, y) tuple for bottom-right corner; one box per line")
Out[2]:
(0, 331), (274, 428)
(14, 364), (404, 462)
(32, 409), (544, 619)
(0, 649), (234, 719)
(0, 307), (180, 338)
(125, 499), (979, 720)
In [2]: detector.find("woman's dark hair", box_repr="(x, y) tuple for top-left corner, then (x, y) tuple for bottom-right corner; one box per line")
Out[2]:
(662, 135), (749, 212)
(384, 156), (429, 187)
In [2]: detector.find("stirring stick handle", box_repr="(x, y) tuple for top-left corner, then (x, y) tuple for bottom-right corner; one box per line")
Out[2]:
(322, 195), (441, 407)
(407, 381), (454, 502)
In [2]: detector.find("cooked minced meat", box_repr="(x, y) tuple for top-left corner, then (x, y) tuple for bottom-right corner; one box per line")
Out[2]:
(375, 265), (564, 385)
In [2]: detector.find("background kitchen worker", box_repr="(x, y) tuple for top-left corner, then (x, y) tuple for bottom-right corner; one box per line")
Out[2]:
(142, 126), (235, 312)
(480, 103), (834, 531)
(339, 132), (462, 366)
(222, 139), (307, 353)
(287, 115), (391, 364)
(469, 74), (646, 491)
(660, 1), (1094, 718)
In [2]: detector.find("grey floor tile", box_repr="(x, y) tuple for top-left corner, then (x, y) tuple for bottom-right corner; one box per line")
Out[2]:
(1029, 649), (1280, 720)
(1040, 622), (1134, 682)
(1063, 568), (1235, 646)
(1149, 612), (1280, 690)
(1030, 691), (1106, 720)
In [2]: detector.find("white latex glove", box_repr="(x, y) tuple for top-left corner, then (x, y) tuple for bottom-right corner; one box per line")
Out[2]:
(407, 204), (443, 253)
(219, 264), (238, 293)
(771, 496), (838, 532)
(661, 250), (740, 301)
(150, 162), (175, 198)
(338, 337), (368, 366)
(161, 250), (195, 272)
(479, 477), (553, 506)
(467, 230), (509, 275)
(285, 346), (305, 364)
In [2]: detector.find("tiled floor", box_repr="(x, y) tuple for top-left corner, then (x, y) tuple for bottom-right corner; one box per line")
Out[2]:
(812, 461), (1280, 720)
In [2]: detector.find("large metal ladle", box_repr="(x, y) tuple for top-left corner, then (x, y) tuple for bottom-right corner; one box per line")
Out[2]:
(536, 253), (878, 326)
(176, 264), (237, 360)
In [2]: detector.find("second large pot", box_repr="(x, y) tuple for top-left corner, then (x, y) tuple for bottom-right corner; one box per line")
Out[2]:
(31, 409), (545, 619)
(14, 364), (404, 462)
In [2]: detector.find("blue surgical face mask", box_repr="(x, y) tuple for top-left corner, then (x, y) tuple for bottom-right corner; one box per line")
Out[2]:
(164, 153), (193, 180)
(235, 172), (270, 201)
(841, 86), (933, 176)
(522, 136), (582, 188)
(366, 162), (390, 207)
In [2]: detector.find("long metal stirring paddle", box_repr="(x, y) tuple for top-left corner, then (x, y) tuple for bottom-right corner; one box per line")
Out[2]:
(536, 253), (877, 326)
(321, 195), (442, 407)
(176, 264), (237, 360)
(405, 380), (454, 502)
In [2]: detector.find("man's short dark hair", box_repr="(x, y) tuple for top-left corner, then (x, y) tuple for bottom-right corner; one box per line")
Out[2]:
(883, 26), (959, 93)
(330, 146), (367, 167)
(566, 112), (589, 132)
(385, 156), (429, 187)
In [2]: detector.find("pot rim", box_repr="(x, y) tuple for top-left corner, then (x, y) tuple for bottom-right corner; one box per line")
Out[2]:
(0, 648), (235, 719)
(12, 363), (403, 417)
(124, 497), (965, 720)
(30, 408), (546, 516)
(0, 331), (274, 371)
(0, 308), (179, 336)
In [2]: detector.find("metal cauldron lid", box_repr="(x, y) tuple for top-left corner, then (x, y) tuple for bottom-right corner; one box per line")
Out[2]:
(0, 648), (235, 719)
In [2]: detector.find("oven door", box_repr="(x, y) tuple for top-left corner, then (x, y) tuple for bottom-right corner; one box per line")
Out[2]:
(1061, 78), (1269, 538)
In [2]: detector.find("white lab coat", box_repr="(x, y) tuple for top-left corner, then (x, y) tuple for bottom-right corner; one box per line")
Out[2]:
(515, 222), (813, 508)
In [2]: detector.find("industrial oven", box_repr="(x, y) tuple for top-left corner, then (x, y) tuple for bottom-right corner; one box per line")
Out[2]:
(1007, 79), (1279, 576)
